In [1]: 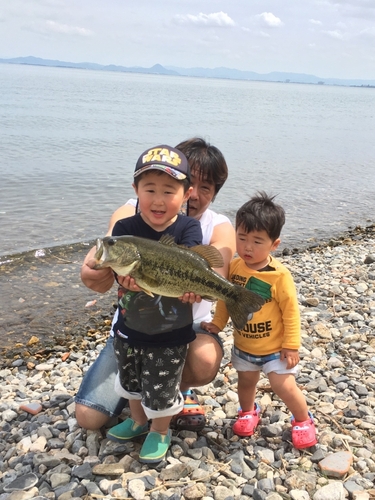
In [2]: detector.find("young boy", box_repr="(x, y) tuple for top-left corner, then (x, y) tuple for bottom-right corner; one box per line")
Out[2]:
(76, 138), (235, 433)
(201, 192), (317, 449)
(105, 145), (202, 463)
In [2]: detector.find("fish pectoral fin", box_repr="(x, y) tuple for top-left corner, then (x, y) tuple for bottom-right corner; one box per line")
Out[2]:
(159, 234), (176, 246)
(138, 286), (155, 297)
(189, 245), (224, 269)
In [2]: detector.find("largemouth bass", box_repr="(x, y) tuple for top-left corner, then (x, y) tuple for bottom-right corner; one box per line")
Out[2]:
(94, 234), (265, 330)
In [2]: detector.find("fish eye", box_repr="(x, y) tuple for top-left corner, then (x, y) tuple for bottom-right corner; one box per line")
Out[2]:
(108, 238), (116, 246)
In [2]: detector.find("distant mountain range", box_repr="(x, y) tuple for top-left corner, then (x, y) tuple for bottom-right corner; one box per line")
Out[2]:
(1, 56), (374, 87)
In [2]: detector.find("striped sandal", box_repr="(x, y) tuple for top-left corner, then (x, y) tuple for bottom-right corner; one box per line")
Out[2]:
(170, 390), (206, 431)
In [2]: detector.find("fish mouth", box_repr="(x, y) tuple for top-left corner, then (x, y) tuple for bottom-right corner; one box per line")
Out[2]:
(94, 238), (104, 263)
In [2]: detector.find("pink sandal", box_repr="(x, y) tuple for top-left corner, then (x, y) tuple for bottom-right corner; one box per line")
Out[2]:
(232, 403), (261, 436)
(291, 412), (317, 449)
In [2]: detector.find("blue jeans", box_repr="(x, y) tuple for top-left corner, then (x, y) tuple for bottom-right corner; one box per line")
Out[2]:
(75, 335), (127, 418)
(74, 323), (223, 418)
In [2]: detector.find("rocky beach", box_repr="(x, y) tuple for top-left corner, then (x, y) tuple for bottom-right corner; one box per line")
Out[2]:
(1, 226), (375, 500)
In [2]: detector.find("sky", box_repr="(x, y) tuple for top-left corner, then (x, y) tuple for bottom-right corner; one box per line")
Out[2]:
(1, 0), (375, 80)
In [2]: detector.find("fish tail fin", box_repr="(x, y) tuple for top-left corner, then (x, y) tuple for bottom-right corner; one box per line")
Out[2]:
(225, 286), (265, 331)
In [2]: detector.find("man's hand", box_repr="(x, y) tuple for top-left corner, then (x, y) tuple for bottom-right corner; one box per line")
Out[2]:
(280, 348), (300, 369)
(80, 251), (115, 293)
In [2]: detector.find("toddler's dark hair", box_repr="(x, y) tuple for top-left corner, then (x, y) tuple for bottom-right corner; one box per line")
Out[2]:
(236, 191), (285, 241)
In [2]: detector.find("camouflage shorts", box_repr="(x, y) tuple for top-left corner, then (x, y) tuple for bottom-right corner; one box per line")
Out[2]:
(114, 335), (187, 411)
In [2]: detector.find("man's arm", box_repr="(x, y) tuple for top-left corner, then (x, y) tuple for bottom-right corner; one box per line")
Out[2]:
(80, 204), (137, 293)
(210, 221), (236, 277)
(108, 204), (136, 233)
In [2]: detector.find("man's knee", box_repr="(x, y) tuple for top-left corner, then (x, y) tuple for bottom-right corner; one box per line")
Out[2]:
(182, 356), (221, 386)
(75, 403), (109, 430)
(182, 333), (223, 386)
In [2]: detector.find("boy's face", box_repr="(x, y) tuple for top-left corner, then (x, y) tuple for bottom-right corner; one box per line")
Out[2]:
(236, 225), (280, 270)
(187, 169), (216, 220)
(133, 171), (192, 231)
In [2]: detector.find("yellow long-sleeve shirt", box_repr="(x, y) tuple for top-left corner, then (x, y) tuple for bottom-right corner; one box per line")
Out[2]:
(212, 255), (300, 356)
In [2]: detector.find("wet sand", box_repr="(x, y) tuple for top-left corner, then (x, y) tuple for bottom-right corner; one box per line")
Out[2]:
(0, 241), (116, 358)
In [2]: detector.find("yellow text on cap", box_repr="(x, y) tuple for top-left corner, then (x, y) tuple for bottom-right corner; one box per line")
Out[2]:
(143, 147), (182, 167)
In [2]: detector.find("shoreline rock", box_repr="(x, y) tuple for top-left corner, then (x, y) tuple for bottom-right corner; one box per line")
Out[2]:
(0, 227), (375, 499)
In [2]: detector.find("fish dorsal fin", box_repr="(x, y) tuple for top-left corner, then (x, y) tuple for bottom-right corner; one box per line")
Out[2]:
(190, 245), (224, 269)
(159, 234), (224, 268)
(159, 234), (176, 246)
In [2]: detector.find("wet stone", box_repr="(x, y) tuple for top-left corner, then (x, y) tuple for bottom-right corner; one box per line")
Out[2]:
(2, 473), (38, 492)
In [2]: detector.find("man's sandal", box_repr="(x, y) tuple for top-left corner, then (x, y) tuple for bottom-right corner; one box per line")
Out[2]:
(171, 390), (206, 431)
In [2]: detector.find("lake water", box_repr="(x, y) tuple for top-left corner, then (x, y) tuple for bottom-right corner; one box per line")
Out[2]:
(1, 63), (375, 259)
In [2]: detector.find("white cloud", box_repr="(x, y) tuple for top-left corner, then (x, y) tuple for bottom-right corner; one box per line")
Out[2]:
(309, 19), (322, 26)
(22, 20), (93, 36)
(174, 12), (235, 27)
(327, 0), (375, 8)
(359, 26), (375, 37)
(325, 0), (375, 19)
(45, 20), (92, 36)
(323, 30), (344, 39)
(256, 12), (284, 28)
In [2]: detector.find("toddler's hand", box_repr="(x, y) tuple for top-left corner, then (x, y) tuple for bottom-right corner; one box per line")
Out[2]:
(280, 348), (300, 369)
(200, 321), (221, 334)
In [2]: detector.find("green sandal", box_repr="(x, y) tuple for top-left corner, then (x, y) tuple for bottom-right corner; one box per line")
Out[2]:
(107, 418), (149, 443)
(138, 430), (171, 463)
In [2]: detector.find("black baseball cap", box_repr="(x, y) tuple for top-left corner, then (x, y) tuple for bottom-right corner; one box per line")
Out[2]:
(134, 145), (190, 181)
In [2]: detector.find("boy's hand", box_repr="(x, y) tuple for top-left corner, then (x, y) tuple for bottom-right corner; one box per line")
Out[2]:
(117, 275), (142, 292)
(200, 321), (221, 334)
(280, 348), (300, 369)
(179, 292), (202, 304)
